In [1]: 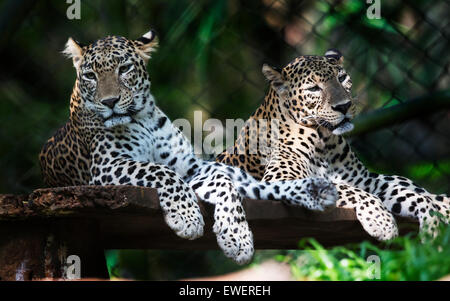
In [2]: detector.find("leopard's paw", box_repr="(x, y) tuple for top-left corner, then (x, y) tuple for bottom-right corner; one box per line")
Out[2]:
(284, 178), (337, 211)
(354, 201), (398, 241)
(432, 200), (450, 224)
(159, 187), (205, 240)
(213, 203), (254, 265)
(308, 178), (338, 211)
(418, 206), (447, 239)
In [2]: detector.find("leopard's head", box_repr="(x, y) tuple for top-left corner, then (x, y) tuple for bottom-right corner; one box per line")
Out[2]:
(263, 49), (356, 135)
(63, 30), (158, 128)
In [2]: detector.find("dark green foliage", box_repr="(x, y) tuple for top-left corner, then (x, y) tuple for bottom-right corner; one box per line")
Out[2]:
(0, 0), (448, 279)
(105, 249), (244, 280)
(278, 224), (450, 281)
(0, 0), (448, 194)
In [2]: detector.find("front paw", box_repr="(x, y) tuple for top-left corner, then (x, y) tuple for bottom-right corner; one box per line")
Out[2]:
(308, 178), (338, 211)
(159, 187), (205, 240)
(418, 203), (449, 239)
(352, 200), (398, 241)
(432, 200), (450, 224)
(419, 214), (440, 239)
(213, 203), (254, 265)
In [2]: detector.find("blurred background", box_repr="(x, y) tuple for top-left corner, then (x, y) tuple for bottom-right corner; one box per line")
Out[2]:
(0, 0), (448, 280)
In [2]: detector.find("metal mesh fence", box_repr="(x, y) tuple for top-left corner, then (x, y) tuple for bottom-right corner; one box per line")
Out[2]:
(0, 0), (449, 194)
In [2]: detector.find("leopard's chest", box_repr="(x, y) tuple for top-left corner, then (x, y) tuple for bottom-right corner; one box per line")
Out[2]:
(106, 123), (157, 162)
(287, 139), (341, 180)
(307, 144), (351, 183)
(309, 152), (335, 179)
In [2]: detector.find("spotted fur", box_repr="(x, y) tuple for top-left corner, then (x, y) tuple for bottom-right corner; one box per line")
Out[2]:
(39, 31), (339, 264)
(217, 49), (449, 239)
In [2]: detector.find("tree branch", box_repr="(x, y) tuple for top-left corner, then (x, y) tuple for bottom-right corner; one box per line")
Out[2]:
(350, 90), (450, 136)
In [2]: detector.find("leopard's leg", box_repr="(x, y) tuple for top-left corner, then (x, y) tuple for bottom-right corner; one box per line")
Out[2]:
(360, 174), (450, 237)
(260, 152), (396, 239)
(188, 160), (338, 264)
(377, 175), (449, 207)
(254, 150), (337, 210)
(90, 139), (204, 240)
(330, 139), (449, 236)
(189, 172), (254, 265)
(237, 178), (337, 211)
(205, 161), (338, 211)
(335, 183), (398, 240)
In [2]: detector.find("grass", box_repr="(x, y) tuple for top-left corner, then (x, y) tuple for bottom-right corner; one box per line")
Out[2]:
(276, 223), (450, 281)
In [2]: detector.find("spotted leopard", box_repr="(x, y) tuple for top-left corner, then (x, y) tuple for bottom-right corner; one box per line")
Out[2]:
(217, 49), (449, 239)
(39, 30), (339, 264)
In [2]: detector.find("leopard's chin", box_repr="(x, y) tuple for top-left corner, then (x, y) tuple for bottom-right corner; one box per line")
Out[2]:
(104, 115), (132, 128)
(102, 108), (142, 128)
(331, 118), (354, 135)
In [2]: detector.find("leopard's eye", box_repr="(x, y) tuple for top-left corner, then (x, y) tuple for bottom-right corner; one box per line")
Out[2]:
(338, 74), (347, 83)
(119, 64), (133, 74)
(307, 85), (322, 92)
(83, 72), (96, 80)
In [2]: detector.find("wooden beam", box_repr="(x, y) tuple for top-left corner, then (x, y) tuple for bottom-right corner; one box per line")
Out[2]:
(1, 185), (418, 249)
(0, 185), (418, 280)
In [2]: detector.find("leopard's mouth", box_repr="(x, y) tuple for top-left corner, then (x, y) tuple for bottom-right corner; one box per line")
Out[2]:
(331, 118), (354, 135)
(319, 117), (354, 135)
(103, 107), (140, 121)
(104, 112), (131, 120)
(333, 117), (351, 129)
(103, 112), (134, 128)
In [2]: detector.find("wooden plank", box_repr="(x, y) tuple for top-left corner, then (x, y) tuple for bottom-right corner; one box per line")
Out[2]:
(0, 185), (418, 250)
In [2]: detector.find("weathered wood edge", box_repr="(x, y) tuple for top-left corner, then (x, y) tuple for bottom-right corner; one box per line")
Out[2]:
(0, 185), (359, 221)
(0, 185), (419, 250)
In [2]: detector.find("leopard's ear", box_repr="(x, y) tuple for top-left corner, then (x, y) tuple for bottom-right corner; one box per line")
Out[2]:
(135, 29), (159, 62)
(262, 64), (288, 98)
(325, 48), (344, 65)
(62, 37), (84, 69)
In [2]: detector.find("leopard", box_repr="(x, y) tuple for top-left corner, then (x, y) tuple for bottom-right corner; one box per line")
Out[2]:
(39, 30), (340, 264)
(216, 49), (450, 240)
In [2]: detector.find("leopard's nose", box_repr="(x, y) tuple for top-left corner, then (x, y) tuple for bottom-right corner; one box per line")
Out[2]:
(332, 101), (351, 114)
(101, 96), (120, 109)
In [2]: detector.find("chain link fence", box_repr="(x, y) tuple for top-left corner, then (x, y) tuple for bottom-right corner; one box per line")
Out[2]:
(0, 0), (449, 195)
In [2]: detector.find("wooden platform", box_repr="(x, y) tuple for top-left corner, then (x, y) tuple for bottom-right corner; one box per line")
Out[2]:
(0, 185), (418, 280)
